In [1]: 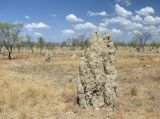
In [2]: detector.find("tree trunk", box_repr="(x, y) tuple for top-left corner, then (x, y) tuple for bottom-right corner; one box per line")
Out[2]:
(31, 48), (33, 53)
(40, 48), (42, 54)
(18, 48), (20, 53)
(8, 51), (12, 59)
(157, 47), (160, 53)
(141, 46), (144, 52)
(137, 46), (144, 52)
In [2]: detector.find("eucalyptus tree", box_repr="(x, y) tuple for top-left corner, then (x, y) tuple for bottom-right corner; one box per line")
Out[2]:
(37, 37), (45, 54)
(0, 40), (3, 54)
(15, 35), (24, 53)
(0, 22), (23, 59)
(26, 35), (34, 53)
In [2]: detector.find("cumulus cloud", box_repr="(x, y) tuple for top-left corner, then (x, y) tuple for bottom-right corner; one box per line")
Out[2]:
(132, 15), (142, 22)
(98, 27), (109, 33)
(142, 26), (160, 34)
(62, 29), (75, 35)
(99, 22), (108, 27)
(128, 30), (142, 36)
(136, 7), (155, 16)
(111, 28), (123, 34)
(144, 16), (160, 25)
(143, 26), (157, 31)
(115, 4), (132, 17)
(87, 11), (107, 16)
(133, 30), (141, 34)
(66, 14), (83, 22)
(34, 32), (42, 36)
(74, 22), (97, 30)
(24, 16), (30, 19)
(116, 0), (131, 6)
(24, 22), (50, 30)
(104, 17), (142, 29)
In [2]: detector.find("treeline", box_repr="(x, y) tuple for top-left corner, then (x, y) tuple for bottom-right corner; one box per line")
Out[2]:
(60, 34), (90, 50)
(0, 22), (57, 59)
(114, 31), (160, 52)
(14, 36), (57, 53)
(0, 22), (90, 59)
(114, 40), (160, 52)
(0, 22), (160, 59)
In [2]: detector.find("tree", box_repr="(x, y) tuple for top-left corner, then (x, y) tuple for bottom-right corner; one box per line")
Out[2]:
(0, 23), (23, 59)
(37, 37), (45, 54)
(66, 34), (89, 50)
(60, 41), (67, 48)
(15, 35), (23, 53)
(113, 40), (127, 49)
(0, 40), (3, 54)
(26, 35), (34, 53)
(46, 42), (56, 51)
(76, 34), (89, 50)
(133, 31), (152, 52)
(150, 41), (160, 53)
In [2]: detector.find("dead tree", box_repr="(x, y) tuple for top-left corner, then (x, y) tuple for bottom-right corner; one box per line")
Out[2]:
(133, 31), (152, 52)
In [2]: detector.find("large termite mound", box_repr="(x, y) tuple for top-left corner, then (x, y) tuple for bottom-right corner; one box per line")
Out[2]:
(77, 32), (117, 109)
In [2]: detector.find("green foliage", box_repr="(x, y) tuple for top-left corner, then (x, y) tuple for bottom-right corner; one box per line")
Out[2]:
(61, 41), (67, 48)
(0, 22), (23, 59)
(79, 39), (90, 50)
(150, 41), (160, 48)
(37, 37), (45, 54)
(46, 42), (56, 50)
(26, 35), (34, 47)
(37, 37), (45, 48)
(113, 40), (127, 49)
(62, 34), (90, 50)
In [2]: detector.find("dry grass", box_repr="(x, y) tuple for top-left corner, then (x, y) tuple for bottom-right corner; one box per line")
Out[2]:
(0, 48), (160, 119)
(130, 86), (137, 97)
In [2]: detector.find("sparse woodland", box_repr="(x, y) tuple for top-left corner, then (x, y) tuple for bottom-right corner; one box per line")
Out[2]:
(0, 22), (159, 60)
(0, 22), (160, 119)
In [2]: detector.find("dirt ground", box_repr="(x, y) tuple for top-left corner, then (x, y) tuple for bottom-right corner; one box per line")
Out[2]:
(0, 49), (160, 119)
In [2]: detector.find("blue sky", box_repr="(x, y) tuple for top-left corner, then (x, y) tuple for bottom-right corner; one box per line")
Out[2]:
(0, 0), (160, 42)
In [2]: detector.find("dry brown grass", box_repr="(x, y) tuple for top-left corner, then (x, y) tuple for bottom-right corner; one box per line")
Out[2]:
(0, 49), (160, 119)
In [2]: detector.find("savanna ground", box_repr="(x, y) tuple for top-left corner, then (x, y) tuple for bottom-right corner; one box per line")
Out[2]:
(0, 48), (160, 119)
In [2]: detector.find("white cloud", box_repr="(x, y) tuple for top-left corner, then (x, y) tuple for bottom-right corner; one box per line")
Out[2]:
(34, 32), (42, 36)
(74, 22), (97, 30)
(115, 4), (132, 17)
(130, 26), (160, 35)
(132, 15), (142, 22)
(143, 26), (160, 34)
(104, 17), (142, 29)
(51, 14), (56, 17)
(66, 14), (83, 22)
(133, 30), (141, 34)
(143, 26), (157, 31)
(111, 28), (123, 34)
(131, 22), (143, 29)
(116, 0), (131, 6)
(62, 29), (75, 35)
(99, 22), (108, 27)
(144, 15), (160, 25)
(87, 11), (107, 16)
(24, 16), (30, 19)
(128, 30), (142, 36)
(136, 7), (155, 16)
(98, 27), (109, 33)
(24, 22), (50, 30)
